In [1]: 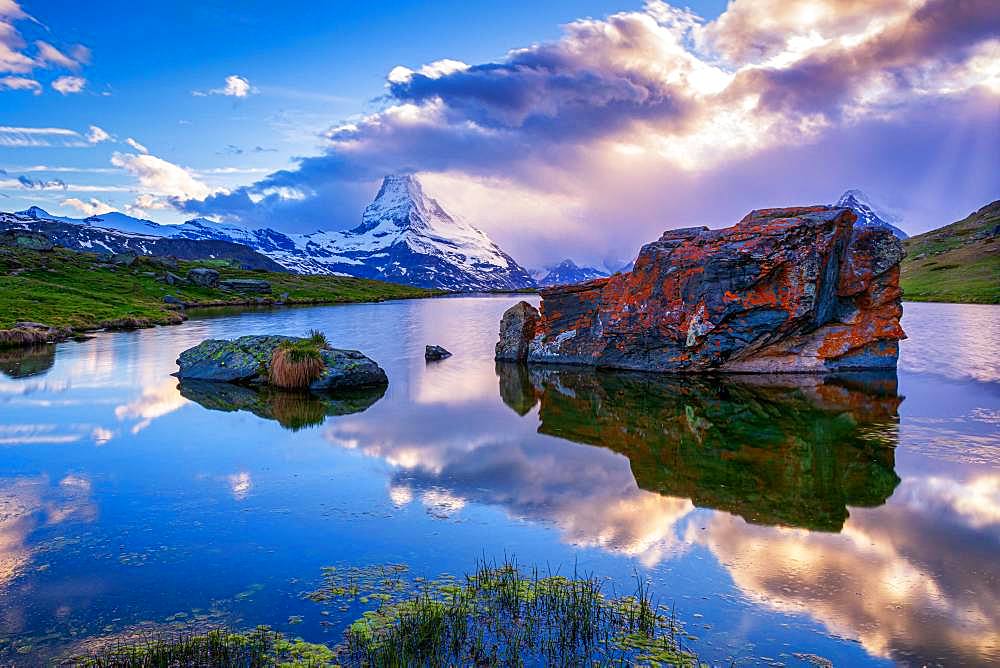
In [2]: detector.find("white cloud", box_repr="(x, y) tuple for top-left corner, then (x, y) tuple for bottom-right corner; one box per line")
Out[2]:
(0, 74), (38, 93)
(110, 151), (213, 200)
(0, 178), (131, 192)
(193, 74), (257, 98)
(6, 164), (117, 173)
(0, 19), (34, 74)
(51, 75), (85, 94)
(35, 41), (78, 69)
(125, 137), (148, 154)
(86, 125), (110, 143)
(1, 3), (89, 84)
(221, 74), (252, 97)
(0, 125), (85, 147)
(61, 197), (116, 216)
(387, 59), (469, 84)
(133, 193), (170, 210)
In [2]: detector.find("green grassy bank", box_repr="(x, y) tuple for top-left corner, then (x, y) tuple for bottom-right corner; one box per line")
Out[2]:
(0, 246), (437, 341)
(900, 200), (999, 304)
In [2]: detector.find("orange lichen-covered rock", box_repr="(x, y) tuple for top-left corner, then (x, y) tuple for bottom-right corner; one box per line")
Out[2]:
(496, 206), (905, 372)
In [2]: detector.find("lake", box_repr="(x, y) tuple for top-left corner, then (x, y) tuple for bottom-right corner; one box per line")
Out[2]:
(0, 297), (997, 666)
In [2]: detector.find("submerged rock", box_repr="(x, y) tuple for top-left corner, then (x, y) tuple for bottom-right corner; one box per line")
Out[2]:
(424, 344), (452, 361)
(175, 334), (388, 391)
(497, 206), (904, 372)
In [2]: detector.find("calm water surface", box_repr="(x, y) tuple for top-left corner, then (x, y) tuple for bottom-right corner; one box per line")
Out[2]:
(0, 298), (997, 666)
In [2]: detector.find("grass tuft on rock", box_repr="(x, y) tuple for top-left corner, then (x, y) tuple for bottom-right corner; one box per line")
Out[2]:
(269, 338), (327, 389)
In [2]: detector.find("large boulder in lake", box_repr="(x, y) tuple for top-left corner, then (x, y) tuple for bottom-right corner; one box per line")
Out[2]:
(175, 335), (388, 390)
(497, 206), (905, 372)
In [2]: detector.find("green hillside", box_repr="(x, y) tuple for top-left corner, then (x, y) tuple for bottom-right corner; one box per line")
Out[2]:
(901, 200), (1000, 304)
(0, 245), (436, 338)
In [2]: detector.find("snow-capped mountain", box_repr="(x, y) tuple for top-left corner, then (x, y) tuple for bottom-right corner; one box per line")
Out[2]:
(293, 174), (535, 290)
(1, 210), (286, 271)
(536, 259), (609, 287)
(10, 175), (536, 291)
(835, 190), (908, 239)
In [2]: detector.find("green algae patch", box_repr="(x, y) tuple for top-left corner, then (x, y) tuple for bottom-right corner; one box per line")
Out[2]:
(308, 560), (699, 667)
(74, 626), (334, 667)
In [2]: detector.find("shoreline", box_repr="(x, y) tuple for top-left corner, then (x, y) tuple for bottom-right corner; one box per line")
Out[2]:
(0, 293), (444, 349)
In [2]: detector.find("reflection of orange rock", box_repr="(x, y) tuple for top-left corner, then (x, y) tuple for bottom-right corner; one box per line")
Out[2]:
(695, 473), (1000, 666)
(498, 365), (901, 531)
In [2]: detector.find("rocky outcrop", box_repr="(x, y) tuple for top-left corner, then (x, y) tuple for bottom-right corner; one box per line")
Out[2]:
(497, 206), (905, 372)
(0, 229), (52, 251)
(495, 301), (541, 361)
(219, 278), (271, 293)
(187, 268), (219, 287)
(175, 335), (388, 391)
(424, 345), (452, 361)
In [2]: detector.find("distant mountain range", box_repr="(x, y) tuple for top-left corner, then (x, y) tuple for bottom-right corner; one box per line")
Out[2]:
(0, 210), (286, 271)
(535, 259), (609, 287)
(6, 175), (535, 291)
(2, 183), (913, 291)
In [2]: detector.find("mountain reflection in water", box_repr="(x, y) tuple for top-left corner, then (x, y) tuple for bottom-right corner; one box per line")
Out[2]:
(498, 364), (901, 531)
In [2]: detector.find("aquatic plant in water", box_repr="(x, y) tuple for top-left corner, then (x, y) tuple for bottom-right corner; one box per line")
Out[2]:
(317, 559), (698, 666)
(77, 559), (698, 666)
(75, 626), (335, 667)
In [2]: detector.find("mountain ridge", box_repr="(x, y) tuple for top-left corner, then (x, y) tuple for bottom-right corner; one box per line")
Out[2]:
(12, 175), (535, 291)
(536, 259), (609, 287)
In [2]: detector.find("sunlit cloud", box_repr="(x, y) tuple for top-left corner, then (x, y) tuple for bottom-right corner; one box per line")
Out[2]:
(86, 124), (111, 144)
(124, 137), (149, 154)
(61, 196), (116, 216)
(193, 74), (257, 98)
(110, 151), (214, 200)
(0, 74), (38, 94)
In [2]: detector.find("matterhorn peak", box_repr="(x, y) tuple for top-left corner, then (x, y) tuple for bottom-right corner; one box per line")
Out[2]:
(834, 189), (908, 239)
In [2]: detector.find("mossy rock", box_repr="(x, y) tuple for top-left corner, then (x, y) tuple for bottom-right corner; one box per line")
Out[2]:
(175, 334), (388, 390)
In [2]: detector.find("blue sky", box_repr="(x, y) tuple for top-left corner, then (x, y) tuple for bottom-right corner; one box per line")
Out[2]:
(1, 0), (997, 266)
